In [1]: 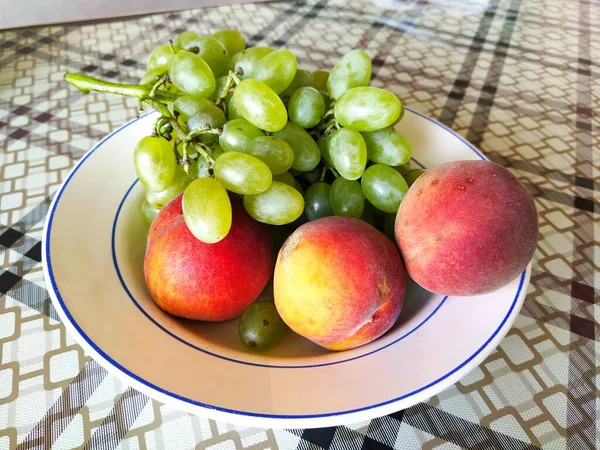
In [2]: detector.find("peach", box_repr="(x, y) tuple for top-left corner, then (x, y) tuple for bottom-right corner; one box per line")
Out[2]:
(274, 216), (405, 351)
(395, 160), (538, 296)
(144, 194), (274, 321)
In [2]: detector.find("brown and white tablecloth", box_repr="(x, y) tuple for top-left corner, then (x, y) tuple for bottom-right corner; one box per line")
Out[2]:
(0, 0), (598, 448)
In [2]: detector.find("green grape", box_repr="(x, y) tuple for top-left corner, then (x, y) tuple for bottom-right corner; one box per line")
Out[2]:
(313, 69), (329, 92)
(227, 95), (244, 120)
(334, 87), (402, 132)
(142, 200), (160, 224)
(196, 145), (223, 178)
(211, 75), (229, 101)
(232, 79), (288, 132)
(134, 136), (176, 192)
(147, 44), (174, 73)
(327, 49), (372, 100)
(304, 182), (333, 221)
(182, 177), (232, 243)
(287, 87), (325, 129)
(404, 169), (425, 186)
(175, 33), (230, 77)
(146, 166), (194, 209)
(140, 68), (164, 85)
(232, 46), (274, 78)
(361, 164), (409, 213)
(187, 105), (226, 130)
(173, 96), (212, 121)
(169, 51), (216, 98)
(329, 128), (367, 180)
(281, 69), (314, 98)
(318, 134), (333, 165)
(243, 181), (304, 225)
(213, 151), (272, 195)
(361, 127), (412, 166)
(238, 302), (286, 350)
(219, 118), (264, 152)
(254, 49), (297, 94)
(272, 171), (296, 187)
(329, 177), (365, 218)
(244, 136), (295, 175)
(273, 122), (320, 171)
(213, 29), (246, 57)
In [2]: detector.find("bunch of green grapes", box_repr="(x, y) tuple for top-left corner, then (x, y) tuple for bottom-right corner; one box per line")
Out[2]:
(133, 29), (425, 244)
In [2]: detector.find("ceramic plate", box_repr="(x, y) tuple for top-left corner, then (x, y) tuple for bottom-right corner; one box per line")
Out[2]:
(43, 109), (530, 429)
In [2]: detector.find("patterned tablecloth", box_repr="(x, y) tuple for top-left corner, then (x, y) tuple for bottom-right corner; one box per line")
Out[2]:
(0, 0), (598, 448)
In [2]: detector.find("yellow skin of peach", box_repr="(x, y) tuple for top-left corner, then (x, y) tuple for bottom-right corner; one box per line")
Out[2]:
(274, 216), (405, 351)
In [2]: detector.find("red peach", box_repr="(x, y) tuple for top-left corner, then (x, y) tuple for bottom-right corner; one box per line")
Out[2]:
(144, 194), (274, 321)
(274, 216), (405, 351)
(395, 160), (538, 296)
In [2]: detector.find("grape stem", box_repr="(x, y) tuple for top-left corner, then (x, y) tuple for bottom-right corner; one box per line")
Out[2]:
(63, 73), (180, 103)
(153, 101), (216, 169)
(148, 74), (169, 99)
(214, 70), (240, 110)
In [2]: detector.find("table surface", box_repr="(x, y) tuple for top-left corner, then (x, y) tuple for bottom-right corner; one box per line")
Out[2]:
(0, 0), (598, 449)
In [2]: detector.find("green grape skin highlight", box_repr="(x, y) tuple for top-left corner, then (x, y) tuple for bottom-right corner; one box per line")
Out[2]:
(213, 151), (272, 195)
(243, 181), (304, 225)
(287, 87), (325, 129)
(244, 136), (295, 175)
(361, 164), (409, 214)
(232, 79), (288, 132)
(134, 136), (176, 192)
(273, 122), (320, 171)
(334, 87), (402, 132)
(329, 128), (367, 180)
(327, 49), (372, 100)
(219, 119), (264, 152)
(254, 49), (297, 94)
(361, 127), (412, 166)
(304, 182), (334, 221)
(329, 177), (365, 218)
(182, 177), (232, 244)
(169, 51), (216, 98)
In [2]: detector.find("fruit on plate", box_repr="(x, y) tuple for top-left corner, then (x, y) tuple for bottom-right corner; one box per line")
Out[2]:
(144, 194), (274, 321)
(395, 160), (538, 296)
(274, 216), (405, 351)
(238, 301), (287, 351)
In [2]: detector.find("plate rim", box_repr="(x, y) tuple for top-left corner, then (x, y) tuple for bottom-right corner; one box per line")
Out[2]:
(42, 108), (530, 428)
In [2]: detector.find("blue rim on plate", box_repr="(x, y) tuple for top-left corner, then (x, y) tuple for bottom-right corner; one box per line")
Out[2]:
(44, 108), (526, 419)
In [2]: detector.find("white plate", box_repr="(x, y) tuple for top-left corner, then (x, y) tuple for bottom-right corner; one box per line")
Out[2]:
(43, 109), (530, 429)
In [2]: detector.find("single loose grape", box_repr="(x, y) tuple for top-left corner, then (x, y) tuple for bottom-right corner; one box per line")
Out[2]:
(238, 302), (286, 350)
